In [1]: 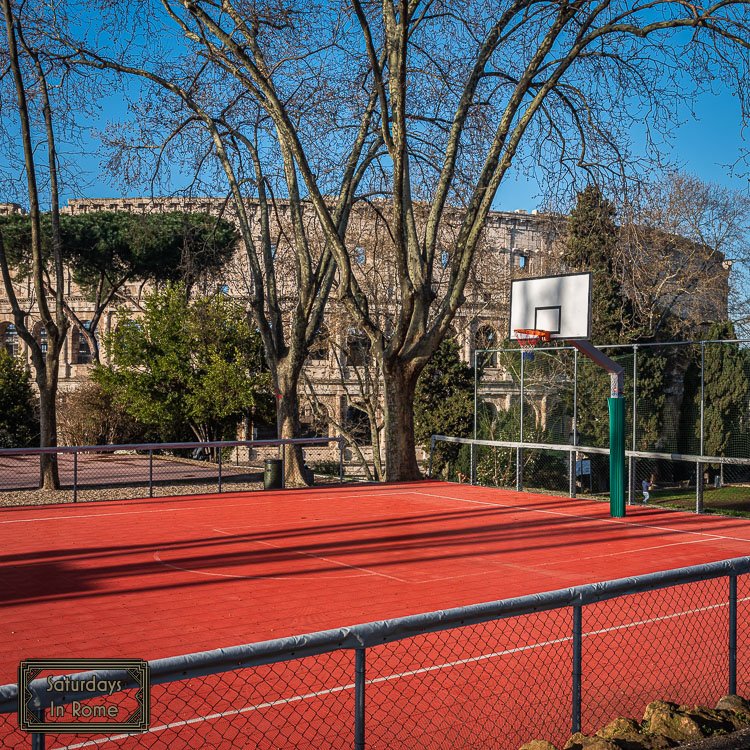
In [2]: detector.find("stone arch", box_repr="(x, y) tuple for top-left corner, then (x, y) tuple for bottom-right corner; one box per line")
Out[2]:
(74, 321), (95, 365)
(346, 328), (370, 368)
(308, 325), (330, 363)
(474, 324), (498, 368)
(0, 321), (19, 358)
(32, 322), (48, 360)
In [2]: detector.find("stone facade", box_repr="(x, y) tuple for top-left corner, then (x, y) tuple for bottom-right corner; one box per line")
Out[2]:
(0, 197), (729, 439)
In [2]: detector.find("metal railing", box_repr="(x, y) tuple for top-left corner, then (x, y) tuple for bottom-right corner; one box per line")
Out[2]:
(472, 339), (750, 514)
(474, 339), (750, 451)
(0, 436), (346, 501)
(1, 556), (748, 748)
(429, 434), (750, 513)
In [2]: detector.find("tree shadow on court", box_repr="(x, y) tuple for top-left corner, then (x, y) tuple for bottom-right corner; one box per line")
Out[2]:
(0, 499), (713, 606)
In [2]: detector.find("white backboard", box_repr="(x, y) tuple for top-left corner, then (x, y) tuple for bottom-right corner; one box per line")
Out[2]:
(509, 272), (591, 340)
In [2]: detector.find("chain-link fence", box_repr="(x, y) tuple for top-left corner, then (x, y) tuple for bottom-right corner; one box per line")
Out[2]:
(430, 434), (750, 514)
(1, 556), (747, 749)
(467, 339), (750, 513)
(0, 438), (346, 505)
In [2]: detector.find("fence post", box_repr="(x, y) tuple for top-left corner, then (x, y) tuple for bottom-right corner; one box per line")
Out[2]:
(72, 450), (78, 503)
(627, 457), (634, 506)
(572, 605), (583, 735)
(697, 341), (705, 514)
(517, 352), (525, 492)
(31, 704), (45, 749)
(354, 648), (366, 750)
(729, 574), (738, 695)
(473, 350), (478, 441)
(148, 450), (154, 498)
(339, 437), (345, 483)
(629, 345), (638, 505)
(472, 350), (478, 485)
(217, 447), (223, 493)
(569, 447), (575, 499)
(428, 436), (436, 479)
(571, 348), (578, 499)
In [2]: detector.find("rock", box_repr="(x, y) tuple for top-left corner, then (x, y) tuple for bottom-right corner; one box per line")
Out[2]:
(519, 742), (558, 750)
(597, 717), (642, 741)
(643, 701), (679, 723)
(635, 737), (677, 750)
(683, 706), (741, 734)
(579, 738), (620, 750)
(715, 695), (750, 715)
(563, 734), (619, 750)
(521, 699), (750, 750)
(642, 700), (706, 743)
(678, 727), (750, 749)
(563, 732), (588, 750)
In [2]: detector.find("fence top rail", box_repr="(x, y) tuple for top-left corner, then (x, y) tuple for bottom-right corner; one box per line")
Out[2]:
(2, 554), (748, 713)
(0, 436), (343, 458)
(431, 434), (750, 466)
(474, 338), (750, 355)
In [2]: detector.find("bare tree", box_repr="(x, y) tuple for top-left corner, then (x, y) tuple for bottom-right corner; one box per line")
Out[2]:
(63, 11), (382, 484)
(302, 316), (386, 481)
(63, 1), (750, 480)
(0, 0), (70, 487)
(622, 173), (750, 339)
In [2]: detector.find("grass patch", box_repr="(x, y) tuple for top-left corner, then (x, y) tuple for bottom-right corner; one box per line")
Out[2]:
(648, 485), (750, 517)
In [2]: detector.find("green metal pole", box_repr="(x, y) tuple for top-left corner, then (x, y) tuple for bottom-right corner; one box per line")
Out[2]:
(608, 396), (626, 517)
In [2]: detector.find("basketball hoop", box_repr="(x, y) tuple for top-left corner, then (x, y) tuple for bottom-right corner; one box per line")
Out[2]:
(514, 328), (551, 352)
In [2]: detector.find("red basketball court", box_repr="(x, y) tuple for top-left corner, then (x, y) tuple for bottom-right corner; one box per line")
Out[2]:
(2, 480), (750, 748)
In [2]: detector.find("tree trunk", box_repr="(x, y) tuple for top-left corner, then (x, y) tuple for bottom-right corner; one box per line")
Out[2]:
(382, 357), (421, 482)
(369, 416), (384, 482)
(37, 377), (60, 490)
(276, 366), (311, 488)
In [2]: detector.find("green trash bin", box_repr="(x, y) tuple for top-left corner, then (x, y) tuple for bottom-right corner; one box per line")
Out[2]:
(264, 458), (283, 490)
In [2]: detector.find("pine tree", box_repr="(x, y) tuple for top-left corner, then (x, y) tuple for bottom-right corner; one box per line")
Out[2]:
(564, 188), (627, 466)
(414, 337), (474, 475)
(0, 350), (38, 447)
(698, 321), (750, 457)
(94, 284), (273, 444)
(563, 186), (639, 489)
(564, 185), (631, 343)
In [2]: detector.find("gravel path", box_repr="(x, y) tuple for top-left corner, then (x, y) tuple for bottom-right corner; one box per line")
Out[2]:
(679, 728), (750, 748)
(0, 479), (265, 507)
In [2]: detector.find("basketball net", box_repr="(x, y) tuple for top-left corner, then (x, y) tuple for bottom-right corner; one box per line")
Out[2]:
(514, 328), (551, 352)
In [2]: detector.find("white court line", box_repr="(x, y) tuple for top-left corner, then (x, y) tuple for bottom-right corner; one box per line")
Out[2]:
(211, 529), (409, 582)
(209, 499), (722, 585)
(152, 531), (408, 583)
(537, 537), (716, 566)
(0, 490), (409, 525)
(152, 550), (370, 581)
(58, 594), (750, 749)
(392, 539), (718, 584)
(410, 489), (750, 545)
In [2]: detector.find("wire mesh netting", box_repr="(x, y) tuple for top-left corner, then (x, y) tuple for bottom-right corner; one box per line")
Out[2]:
(1, 568), (747, 750)
(581, 578), (730, 733)
(364, 611), (572, 750)
(1, 710), (32, 747)
(738, 574), (750, 699)
(0, 440), (345, 506)
(2, 652), (355, 749)
(474, 340), (750, 514)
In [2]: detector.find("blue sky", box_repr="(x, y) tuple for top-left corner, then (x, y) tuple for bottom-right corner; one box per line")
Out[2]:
(3, 18), (746, 217)
(62, 86), (747, 214)
(495, 88), (748, 212)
